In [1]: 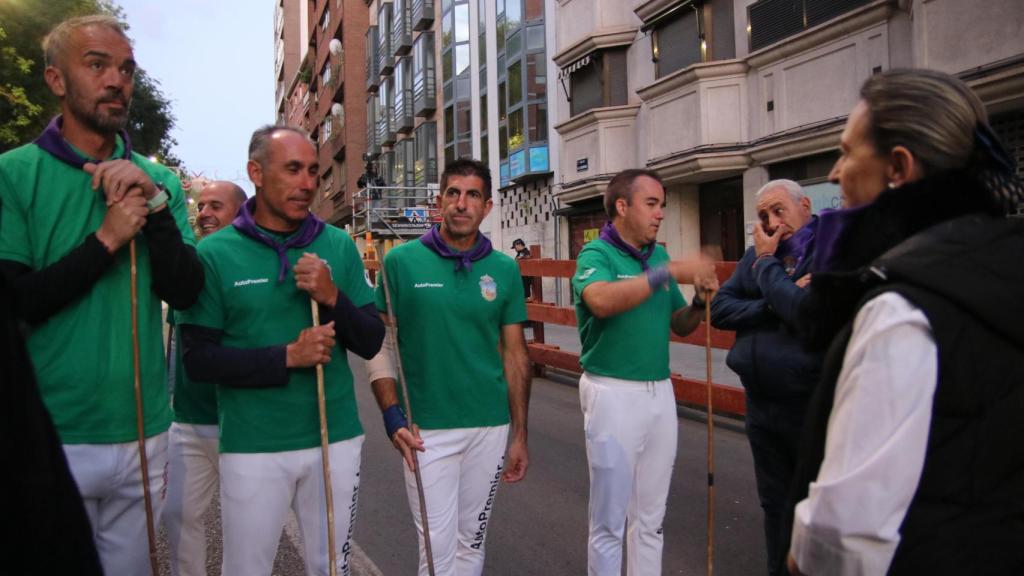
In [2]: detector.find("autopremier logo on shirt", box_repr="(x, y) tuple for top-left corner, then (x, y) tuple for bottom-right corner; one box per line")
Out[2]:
(414, 282), (444, 288)
(234, 278), (269, 287)
(616, 274), (637, 279)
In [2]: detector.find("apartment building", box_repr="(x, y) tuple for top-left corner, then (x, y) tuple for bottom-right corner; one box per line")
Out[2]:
(552, 0), (1024, 263)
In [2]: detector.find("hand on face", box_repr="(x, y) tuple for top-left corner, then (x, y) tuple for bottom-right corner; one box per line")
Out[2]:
(753, 221), (790, 258)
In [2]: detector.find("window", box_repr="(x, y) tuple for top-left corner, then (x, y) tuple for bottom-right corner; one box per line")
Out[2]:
(526, 53), (545, 99)
(524, 0), (542, 21)
(748, 0), (871, 51)
(413, 31), (436, 115)
(322, 8), (330, 32)
(506, 0), (521, 30)
(569, 49), (628, 117)
(414, 121), (438, 186)
(322, 62), (332, 89)
(528, 103), (546, 141)
(378, 2), (394, 75)
(652, 7), (701, 78)
(394, 57), (414, 133)
(507, 60), (522, 107)
(366, 95), (380, 156)
(456, 99), (472, 139)
(508, 108), (524, 151)
(366, 26), (380, 91)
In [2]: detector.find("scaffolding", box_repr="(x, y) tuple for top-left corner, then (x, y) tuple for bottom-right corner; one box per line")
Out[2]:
(352, 184), (439, 249)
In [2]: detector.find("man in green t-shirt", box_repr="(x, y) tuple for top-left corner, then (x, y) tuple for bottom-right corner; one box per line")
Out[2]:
(366, 158), (531, 575)
(179, 125), (384, 576)
(163, 180), (246, 576)
(0, 16), (203, 575)
(571, 169), (719, 576)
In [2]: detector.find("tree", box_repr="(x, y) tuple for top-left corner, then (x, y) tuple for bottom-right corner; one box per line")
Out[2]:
(0, 0), (180, 168)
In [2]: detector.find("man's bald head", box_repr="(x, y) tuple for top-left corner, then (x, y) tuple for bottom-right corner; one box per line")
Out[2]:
(196, 181), (247, 237)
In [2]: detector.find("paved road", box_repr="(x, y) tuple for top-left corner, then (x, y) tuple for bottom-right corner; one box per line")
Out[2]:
(152, 352), (763, 575)
(351, 358), (766, 575)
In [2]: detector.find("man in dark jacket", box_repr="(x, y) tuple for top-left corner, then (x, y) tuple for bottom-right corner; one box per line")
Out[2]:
(711, 179), (820, 575)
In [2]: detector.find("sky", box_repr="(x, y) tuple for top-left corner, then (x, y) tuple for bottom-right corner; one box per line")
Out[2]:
(118, 0), (274, 195)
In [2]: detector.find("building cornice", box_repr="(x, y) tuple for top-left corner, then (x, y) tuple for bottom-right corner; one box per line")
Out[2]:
(554, 177), (611, 204)
(633, 0), (688, 24)
(963, 55), (1024, 113)
(553, 27), (639, 68)
(648, 149), (751, 184)
(747, 0), (895, 69)
(554, 104), (642, 135)
(636, 59), (749, 102)
(747, 119), (844, 165)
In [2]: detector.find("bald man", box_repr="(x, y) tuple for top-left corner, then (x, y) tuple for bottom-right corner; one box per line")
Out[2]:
(163, 180), (246, 576)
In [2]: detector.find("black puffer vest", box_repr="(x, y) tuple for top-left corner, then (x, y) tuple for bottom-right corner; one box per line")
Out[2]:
(783, 173), (1024, 575)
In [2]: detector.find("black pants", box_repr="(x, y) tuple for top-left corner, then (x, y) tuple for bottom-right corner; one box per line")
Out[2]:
(745, 395), (809, 576)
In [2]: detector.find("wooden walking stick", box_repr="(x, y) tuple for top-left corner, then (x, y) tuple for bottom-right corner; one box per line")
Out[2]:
(705, 296), (715, 576)
(129, 238), (160, 576)
(379, 265), (436, 576)
(310, 299), (339, 576)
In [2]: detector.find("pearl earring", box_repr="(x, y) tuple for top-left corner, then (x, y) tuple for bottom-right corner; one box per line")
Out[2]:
(887, 182), (897, 189)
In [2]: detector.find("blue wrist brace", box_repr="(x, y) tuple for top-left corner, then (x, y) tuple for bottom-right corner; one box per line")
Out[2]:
(382, 404), (408, 439)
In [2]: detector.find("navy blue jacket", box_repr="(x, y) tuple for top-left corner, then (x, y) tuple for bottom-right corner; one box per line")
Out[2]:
(711, 243), (820, 403)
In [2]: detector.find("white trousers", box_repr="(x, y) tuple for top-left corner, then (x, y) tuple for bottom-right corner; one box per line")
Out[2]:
(580, 372), (678, 576)
(220, 436), (364, 576)
(64, 432), (170, 576)
(163, 422), (220, 576)
(404, 425), (509, 576)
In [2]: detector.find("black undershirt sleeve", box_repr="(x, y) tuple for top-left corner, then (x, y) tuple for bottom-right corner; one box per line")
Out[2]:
(319, 291), (385, 360)
(143, 208), (204, 310)
(0, 234), (115, 325)
(180, 324), (289, 389)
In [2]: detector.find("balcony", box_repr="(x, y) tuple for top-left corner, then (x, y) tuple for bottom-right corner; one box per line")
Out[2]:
(555, 0), (637, 64)
(411, 0), (434, 32)
(393, 0), (413, 57)
(412, 32), (436, 117)
(394, 87), (414, 134)
(637, 60), (751, 181)
(554, 104), (640, 202)
(328, 53), (344, 103)
(366, 26), (381, 92)
(378, 3), (395, 77)
(329, 116), (346, 160)
(378, 104), (396, 147)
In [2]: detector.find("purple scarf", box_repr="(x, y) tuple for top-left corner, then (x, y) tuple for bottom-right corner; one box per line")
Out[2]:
(774, 215), (818, 275)
(232, 197), (325, 282)
(599, 222), (654, 270)
(810, 204), (872, 274)
(33, 115), (132, 168)
(419, 225), (493, 272)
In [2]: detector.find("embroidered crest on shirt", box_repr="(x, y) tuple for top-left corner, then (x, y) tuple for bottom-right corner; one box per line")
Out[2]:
(479, 274), (497, 302)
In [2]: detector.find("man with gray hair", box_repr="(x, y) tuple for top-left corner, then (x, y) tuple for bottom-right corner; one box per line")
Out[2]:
(0, 14), (203, 574)
(710, 179), (820, 576)
(179, 125), (384, 575)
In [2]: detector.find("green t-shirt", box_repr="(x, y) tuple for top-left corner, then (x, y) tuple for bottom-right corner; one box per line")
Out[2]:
(0, 138), (194, 443)
(375, 239), (526, 430)
(170, 310), (218, 425)
(572, 238), (686, 381)
(180, 224), (372, 453)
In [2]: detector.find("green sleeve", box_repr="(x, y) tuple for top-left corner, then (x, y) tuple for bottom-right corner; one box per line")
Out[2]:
(163, 173), (197, 248)
(501, 260), (527, 325)
(0, 165), (31, 265)
(338, 234), (375, 307)
(571, 245), (614, 300)
(178, 246), (225, 330)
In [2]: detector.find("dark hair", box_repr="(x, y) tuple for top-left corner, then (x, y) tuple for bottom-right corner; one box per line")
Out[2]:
(440, 158), (493, 199)
(248, 124), (312, 166)
(859, 69), (986, 177)
(604, 169), (664, 219)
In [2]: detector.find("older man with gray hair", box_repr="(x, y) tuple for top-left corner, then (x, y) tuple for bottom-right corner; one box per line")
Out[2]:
(710, 179), (821, 576)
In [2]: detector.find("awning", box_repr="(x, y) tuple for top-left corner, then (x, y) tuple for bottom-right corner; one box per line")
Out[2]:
(558, 54), (592, 79)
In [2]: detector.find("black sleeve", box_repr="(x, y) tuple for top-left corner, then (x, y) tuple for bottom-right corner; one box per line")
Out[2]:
(0, 234), (116, 325)
(319, 291), (385, 360)
(180, 323), (290, 388)
(143, 208), (204, 310)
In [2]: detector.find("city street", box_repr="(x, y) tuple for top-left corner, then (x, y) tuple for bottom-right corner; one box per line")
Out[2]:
(160, 351), (764, 575)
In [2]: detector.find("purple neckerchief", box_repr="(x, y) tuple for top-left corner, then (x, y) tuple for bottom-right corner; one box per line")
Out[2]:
(232, 197), (325, 282)
(599, 222), (654, 270)
(774, 215), (818, 274)
(419, 225), (493, 272)
(33, 115), (132, 168)
(810, 203), (872, 274)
